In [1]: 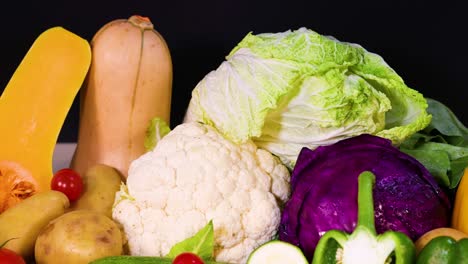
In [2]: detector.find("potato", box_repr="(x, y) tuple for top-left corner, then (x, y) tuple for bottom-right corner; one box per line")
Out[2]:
(415, 227), (468, 254)
(70, 164), (123, 218)
(34, 210), (123, 264)
(0, 190), (69, 258)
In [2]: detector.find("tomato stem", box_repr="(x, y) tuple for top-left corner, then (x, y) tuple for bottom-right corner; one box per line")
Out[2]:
(0, 238), (19, 248)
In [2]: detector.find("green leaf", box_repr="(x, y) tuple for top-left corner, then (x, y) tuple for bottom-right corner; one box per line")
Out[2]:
(424, 98), (468, 139)
(165, 220), (214, 260)
(401, 149), (451, 187)
(144, 117), (171, 151)
(400, 98), (468, 189)
(449, 156), (468, 189)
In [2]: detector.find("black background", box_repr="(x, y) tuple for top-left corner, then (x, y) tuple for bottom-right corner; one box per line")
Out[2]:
(0, 1), (466, 142)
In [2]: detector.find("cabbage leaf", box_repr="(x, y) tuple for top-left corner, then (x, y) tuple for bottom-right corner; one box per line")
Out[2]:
(185, 28), (431, 168)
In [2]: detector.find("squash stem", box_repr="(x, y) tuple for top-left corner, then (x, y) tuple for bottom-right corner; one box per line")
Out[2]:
(129, 15), (154, 30)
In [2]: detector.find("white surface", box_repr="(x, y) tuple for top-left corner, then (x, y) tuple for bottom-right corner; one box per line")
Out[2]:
(52, 143), (77, 173)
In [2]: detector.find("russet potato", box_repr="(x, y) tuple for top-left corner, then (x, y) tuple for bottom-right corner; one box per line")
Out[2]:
(34, 210), (123, 264)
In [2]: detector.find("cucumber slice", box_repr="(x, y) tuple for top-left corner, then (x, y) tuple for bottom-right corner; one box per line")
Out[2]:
(247, 240), (308, 264)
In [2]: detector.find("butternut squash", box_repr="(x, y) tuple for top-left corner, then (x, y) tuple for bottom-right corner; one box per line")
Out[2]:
(71, 15), (173, 178)
(0, 27), (91, 213)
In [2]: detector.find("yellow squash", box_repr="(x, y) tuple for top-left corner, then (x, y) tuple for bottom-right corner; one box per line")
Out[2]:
(71, 15), (173, 178)
(453, 167), (468, 234)
(0, 27), (91, 213)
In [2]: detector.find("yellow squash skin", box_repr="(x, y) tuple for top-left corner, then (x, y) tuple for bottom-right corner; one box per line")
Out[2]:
(71, 15), (173, 178)
(0, 27), (91, 212)
(452, 167), (468, 234)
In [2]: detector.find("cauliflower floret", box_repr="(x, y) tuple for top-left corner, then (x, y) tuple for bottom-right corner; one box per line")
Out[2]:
(112, 122), (290, 264)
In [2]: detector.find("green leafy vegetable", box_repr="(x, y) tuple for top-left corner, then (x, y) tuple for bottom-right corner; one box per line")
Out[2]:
(165, 220), (214, 260)
(144, 117), (171, 151)
(185, 28), (431, 168)
(400, 98), (468, 189)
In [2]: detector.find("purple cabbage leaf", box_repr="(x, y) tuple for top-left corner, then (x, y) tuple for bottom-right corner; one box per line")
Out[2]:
(279, 134), (451, 260)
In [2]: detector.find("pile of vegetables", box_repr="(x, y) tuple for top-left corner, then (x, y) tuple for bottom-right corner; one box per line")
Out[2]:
(1, 14), (468, 264)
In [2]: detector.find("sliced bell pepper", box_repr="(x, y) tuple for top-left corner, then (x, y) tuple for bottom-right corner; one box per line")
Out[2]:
(416, 236), (468, 264)
(311, 171), (416, 264)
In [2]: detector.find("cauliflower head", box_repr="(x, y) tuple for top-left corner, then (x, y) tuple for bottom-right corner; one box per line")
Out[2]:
(112, 122), (290, 263)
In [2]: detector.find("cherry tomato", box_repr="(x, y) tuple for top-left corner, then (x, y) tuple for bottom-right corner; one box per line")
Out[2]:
(51, 168), (83, 202)
(172, 252), (205, 264)
(0, 247), (26, 264)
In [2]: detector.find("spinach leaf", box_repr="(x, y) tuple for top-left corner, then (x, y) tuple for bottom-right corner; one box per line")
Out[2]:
(400, 98), (468, 189)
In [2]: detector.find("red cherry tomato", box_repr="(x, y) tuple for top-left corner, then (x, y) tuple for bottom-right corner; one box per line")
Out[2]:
(51, 168), (83, 202)
(0, 247), (26, 264)
(172, 252), (205, 264)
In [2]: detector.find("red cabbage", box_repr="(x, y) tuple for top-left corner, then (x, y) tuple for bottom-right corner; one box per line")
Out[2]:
(279, 134), (451, 260)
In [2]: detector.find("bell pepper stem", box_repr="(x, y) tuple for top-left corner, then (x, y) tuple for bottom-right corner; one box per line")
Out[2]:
(357, 171), (377, 235)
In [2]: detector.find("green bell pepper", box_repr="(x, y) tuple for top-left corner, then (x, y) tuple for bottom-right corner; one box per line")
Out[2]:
(416, 236), (468, 264)
(311, 171), (416, 264)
